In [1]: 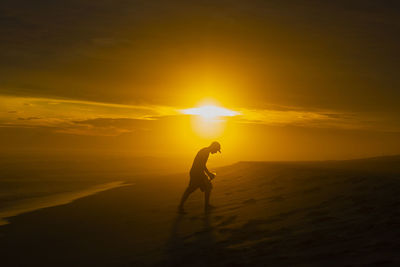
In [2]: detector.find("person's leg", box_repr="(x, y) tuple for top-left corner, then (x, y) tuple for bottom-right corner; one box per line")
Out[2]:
(204, 181), (214, 211)
(204, 188), (211, 208)
(179, 186), (196, 211)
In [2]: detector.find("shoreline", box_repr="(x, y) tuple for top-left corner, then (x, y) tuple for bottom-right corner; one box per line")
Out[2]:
(0, 181), (131, 226)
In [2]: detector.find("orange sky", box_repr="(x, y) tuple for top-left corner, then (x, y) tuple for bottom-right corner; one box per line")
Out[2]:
(1, 1), (400, 162)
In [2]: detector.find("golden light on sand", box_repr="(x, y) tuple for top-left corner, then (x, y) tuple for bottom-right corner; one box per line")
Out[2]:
(180, 104), (240, 138)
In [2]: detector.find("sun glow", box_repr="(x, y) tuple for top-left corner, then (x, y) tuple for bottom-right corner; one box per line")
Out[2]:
(180, 104), (240, 138)
(181, 105), (240, 119)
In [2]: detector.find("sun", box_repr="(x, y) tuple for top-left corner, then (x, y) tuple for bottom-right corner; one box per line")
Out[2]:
(180, 104), (240, 138)
(181, 105), (239, 120)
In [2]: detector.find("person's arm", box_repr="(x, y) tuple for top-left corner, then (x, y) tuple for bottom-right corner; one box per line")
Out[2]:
(201, 150), (214, 179)
(204, 166), (211, 176)
(204, 165), (215, 179)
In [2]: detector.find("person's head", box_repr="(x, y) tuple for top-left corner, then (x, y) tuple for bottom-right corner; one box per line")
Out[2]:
(209, 141), (221, 154)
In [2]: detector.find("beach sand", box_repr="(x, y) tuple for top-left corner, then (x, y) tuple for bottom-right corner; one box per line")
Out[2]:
(0, 181), (129, 226)
(1, 156), (400, 266)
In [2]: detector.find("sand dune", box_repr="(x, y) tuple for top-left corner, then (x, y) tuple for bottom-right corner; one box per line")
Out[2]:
(1, 156), (400, 266)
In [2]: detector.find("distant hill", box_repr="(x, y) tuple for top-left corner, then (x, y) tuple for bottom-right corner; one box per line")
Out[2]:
(224, 154), (400, 174)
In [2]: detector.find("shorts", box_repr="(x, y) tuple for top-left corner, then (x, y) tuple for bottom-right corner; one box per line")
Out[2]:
(189, 172), (212, 192)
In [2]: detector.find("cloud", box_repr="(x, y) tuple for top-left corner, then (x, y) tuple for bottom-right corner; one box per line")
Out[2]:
(17, 116), (41, 120)
(236, 108), (400, 133)
(0, 95), (180, 136)
(1, 95), (399, 137)
(59, 118), (152, 136)
(236, 109), (359, 129)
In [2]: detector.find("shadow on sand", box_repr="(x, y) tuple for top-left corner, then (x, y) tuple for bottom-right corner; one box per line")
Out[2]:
(164, 212), (218, 266)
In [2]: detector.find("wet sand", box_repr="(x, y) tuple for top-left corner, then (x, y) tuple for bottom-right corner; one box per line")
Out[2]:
(1, 156), (400, 266)
(0, 181), (129, 226)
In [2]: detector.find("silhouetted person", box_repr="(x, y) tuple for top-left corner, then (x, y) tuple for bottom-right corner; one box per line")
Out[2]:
(178, 141), (221, 213)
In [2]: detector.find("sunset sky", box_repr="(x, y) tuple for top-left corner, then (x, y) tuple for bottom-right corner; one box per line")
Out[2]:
(1, 0), (399, 162)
